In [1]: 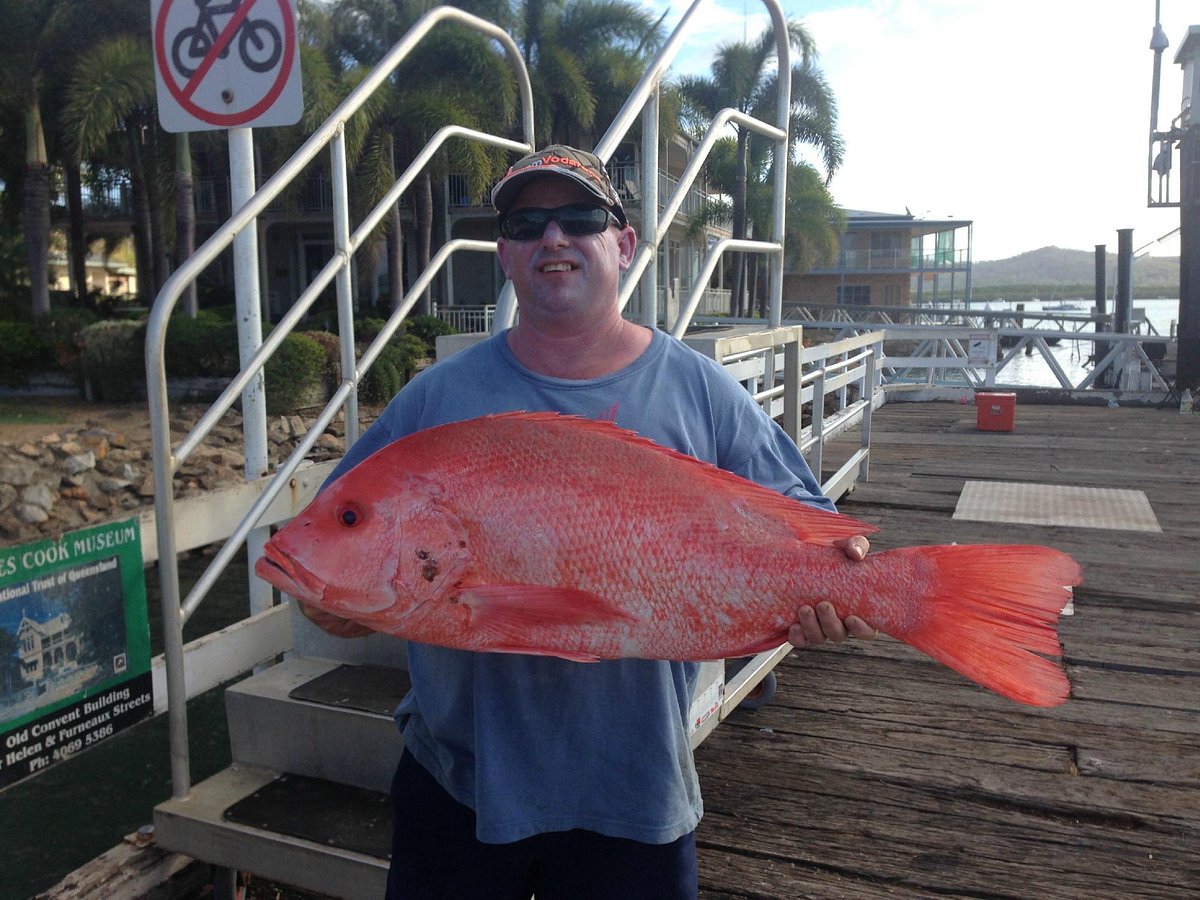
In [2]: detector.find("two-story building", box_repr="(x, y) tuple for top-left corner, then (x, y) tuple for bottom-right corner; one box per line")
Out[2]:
(784, 208), (973, 310)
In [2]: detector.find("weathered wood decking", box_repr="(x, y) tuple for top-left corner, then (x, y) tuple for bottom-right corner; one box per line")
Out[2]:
(694, 400), (1199, 899)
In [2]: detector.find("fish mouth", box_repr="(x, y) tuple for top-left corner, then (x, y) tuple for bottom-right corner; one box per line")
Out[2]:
(254, 543), (326, 605)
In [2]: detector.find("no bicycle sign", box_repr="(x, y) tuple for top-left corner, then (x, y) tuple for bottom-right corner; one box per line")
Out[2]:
(152, 0), (303, 132)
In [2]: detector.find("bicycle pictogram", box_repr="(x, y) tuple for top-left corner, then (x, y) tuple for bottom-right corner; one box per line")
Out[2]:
(171, 0), (282, 77)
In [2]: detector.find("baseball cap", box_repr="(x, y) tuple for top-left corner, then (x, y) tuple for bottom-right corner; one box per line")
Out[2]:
(491, 144), (626, 225)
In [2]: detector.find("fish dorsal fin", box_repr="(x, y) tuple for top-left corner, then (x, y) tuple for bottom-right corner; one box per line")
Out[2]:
(475, 411), (877, 547)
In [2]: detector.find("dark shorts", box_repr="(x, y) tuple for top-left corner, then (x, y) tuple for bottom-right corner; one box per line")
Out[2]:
(385, 750), (698, 900)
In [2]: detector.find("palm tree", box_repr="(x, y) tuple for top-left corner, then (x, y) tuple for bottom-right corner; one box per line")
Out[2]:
(61, 33), (165, 303)
(326, 0), (518, 314)
(518, 0), (665, 146)
(0, 0), (149, 317)
(0, 0), (70, 318)
(679, 19), (843, 317)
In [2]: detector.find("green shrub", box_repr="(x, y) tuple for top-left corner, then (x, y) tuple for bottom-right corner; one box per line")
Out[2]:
(405, 313), (456, 354)
(44, 307), (99, 372)
(265, 332), (327, 414)
(301, 330), (343, 385)
(79, 320), (144, 401)
(161, 311), (239, 377)
(0, 321), (53, 386)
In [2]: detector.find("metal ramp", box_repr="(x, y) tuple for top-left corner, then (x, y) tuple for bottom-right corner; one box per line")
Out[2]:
(143, 2), (870, 896)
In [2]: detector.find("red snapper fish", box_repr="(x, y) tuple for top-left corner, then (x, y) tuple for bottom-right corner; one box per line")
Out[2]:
(256, 412), (1082, 707)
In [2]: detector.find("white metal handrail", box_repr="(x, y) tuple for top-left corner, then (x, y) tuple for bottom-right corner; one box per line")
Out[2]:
(492, 0), (794, 334)
(145, 7), (535, 800)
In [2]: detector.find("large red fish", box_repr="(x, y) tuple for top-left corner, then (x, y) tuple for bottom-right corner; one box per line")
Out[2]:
(256, 412), (1081, 706)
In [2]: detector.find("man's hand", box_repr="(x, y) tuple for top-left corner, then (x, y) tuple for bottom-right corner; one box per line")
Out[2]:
(297, 600), (374, 639)
(788, 535), (879, 648)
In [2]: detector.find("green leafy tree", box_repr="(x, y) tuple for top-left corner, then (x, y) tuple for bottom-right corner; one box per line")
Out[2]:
(519, 0), (665, 146)
(679, 19), (843, 316)
(326, 0), (518, 314)
(0, 0), (147, 317)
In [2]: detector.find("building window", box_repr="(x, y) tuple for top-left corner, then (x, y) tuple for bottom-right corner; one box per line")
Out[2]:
(837, 285), (870, 306)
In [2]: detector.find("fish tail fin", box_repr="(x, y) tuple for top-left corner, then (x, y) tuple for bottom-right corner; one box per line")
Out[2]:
(882, 545), (1081, 707)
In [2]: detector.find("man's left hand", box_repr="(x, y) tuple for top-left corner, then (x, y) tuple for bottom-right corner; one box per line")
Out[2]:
(788, 535), (879, 648)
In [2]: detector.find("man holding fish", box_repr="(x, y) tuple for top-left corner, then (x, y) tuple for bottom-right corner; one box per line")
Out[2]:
(300, 144), (877, 898)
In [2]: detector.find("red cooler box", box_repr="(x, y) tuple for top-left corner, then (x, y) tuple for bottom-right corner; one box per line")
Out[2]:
(975, 392), (1016, 432)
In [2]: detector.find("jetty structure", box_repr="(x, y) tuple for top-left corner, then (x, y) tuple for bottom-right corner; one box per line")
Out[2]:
(13, 2), (1197, 898)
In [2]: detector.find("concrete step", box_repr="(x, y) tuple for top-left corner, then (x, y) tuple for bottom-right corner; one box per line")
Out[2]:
(225, 656), (410, 792)
(153, 657), (409, 897)
(154, 763), (389, 900)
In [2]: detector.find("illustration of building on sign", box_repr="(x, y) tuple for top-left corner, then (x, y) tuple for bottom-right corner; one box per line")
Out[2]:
(18, 611), (81, 684)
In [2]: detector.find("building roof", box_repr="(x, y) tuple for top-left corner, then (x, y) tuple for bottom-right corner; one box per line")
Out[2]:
(840, 208), (971, 234)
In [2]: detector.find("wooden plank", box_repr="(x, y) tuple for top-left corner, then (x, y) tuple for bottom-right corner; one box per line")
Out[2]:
(695, 400), (1200, 898)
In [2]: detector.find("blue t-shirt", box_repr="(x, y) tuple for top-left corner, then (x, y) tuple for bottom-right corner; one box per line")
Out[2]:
(330, 327), (832, 844)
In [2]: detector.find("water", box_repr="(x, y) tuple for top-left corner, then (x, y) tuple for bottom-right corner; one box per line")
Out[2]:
(972, 298), (1177, 388)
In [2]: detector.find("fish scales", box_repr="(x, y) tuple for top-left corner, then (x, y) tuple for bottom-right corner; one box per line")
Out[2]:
(256, 412), (1082, 706)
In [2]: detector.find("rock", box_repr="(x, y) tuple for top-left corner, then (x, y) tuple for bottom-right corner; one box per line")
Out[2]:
(0, 461), (37, 486)
(77, 430), (111, 461)
(0, 403), (382, 544)
(14, 503), (49, 524)
(97, 476), (133, 494)
(61, 451), (97, 476)
(20, 482), (56, 512)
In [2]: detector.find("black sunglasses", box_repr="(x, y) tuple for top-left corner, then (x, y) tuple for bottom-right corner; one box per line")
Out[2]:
(499, 203), (622, 241)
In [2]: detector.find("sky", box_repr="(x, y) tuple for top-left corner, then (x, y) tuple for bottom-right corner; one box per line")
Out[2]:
(644, 0), (1194, 261)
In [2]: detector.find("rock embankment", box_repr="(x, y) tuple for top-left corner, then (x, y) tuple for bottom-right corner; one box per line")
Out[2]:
(0, 410), (361, 546)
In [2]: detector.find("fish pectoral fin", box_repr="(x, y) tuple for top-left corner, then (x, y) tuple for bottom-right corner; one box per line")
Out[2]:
(457, 584), (633, 649)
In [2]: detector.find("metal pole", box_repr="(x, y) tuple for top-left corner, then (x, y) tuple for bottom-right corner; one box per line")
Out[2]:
(330, 125), (360, 447)
(228, 127), (272, 615)
(1115, 229), (1133, 336)
(1179, 107), (1200, 389)
(640, 88), (660, 328)
(1093, 244), (1109, 383)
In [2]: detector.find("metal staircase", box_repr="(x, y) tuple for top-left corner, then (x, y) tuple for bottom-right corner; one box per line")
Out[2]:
(144, 2), (819, 896)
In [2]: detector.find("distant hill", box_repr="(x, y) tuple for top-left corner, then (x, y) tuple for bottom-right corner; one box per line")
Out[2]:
(971, 246), (1179, 299)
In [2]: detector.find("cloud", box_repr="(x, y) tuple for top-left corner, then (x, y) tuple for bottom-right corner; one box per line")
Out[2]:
(647, 0), (1191, 260)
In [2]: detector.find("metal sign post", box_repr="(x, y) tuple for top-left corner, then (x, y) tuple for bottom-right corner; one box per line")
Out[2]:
(151, 0), (303, 613)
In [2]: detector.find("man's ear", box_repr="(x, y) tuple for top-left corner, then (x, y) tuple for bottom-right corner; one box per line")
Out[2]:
(616, 226), (637, 272)
(496, 237), (512, 277)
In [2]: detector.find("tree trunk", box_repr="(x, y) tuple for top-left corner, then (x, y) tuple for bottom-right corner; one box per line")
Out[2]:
(415, 169), (433, 316)
(387, 202), (403, 312)
(127, 127), (155, 303)
(729, 126), (749, 318)
(175, 134), (197, 316)
(24, 99), (51, 318)
(386, 138), (404, 313)
(66, 162), (87, 302)
(144, 124), (168, 298)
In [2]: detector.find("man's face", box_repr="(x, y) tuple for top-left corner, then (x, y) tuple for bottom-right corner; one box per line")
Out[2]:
(496, 177), (635, 328)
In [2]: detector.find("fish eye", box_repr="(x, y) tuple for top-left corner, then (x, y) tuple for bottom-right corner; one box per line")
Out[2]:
(335, 502), (364, 528)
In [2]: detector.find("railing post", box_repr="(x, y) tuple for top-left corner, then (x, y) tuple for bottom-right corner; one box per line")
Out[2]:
(783, 336), (802, 443)
(861, 345), (876, 482)
(330, 125), (360, 448)
(810, 366), (826, 483)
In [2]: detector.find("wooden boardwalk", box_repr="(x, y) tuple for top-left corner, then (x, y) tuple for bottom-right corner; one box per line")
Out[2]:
(694, 400), (1199, 899)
